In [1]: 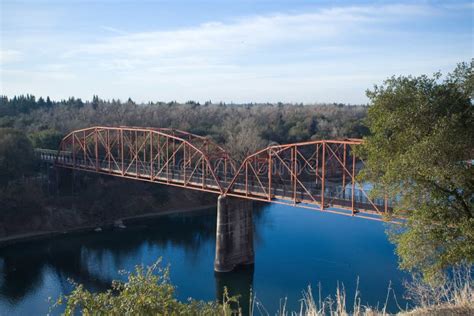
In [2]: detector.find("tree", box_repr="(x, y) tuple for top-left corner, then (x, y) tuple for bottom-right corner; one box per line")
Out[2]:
(46, 96), (53, 108)
(359, 62), (473, 280)
(0, 128), (36, 186)
(91, 95), (100, 110)
(37, 96), (46, 108)
(54, 260), (239, 315)
(29, 129), (63, 149)
(224, 117), (267, 161)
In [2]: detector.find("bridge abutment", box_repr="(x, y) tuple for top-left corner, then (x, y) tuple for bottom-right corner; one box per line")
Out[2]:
(214, 195), (254, 273)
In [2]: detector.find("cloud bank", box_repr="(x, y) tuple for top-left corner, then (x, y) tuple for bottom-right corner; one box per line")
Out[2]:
(1, 2), (471, 103)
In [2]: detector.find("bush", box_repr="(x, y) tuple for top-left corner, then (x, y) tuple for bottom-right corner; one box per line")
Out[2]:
(53, 260), (240, 315)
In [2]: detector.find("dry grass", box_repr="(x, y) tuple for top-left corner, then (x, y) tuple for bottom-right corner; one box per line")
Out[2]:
(249, 266), (473, 316)
(400, 265), (474, 316)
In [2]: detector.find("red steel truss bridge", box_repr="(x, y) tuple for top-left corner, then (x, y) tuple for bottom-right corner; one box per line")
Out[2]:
(37, 126), (395, 221)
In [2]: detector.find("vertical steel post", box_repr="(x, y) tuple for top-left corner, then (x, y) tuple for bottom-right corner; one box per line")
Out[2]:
(107, 129), (110, 171)
(183, 143), (186, 185)
(150, 131), (153, 180)
(120, 129), (124, 176)
(94, 129), (99, 171)
(135, 130), (138, 177)
(72, 133), (76, 168)
(268, 149), (272, 201)
(351, 146), (356, 215)
(245, 161), (248, 196)
(293, 146), (297, 204)
(116, 131), (120, 169)
(342, 143), (346, 197)
(321, 142), (326, 210)
(143, 132), (146, 171)
(157, 134), (161, 172)
(83, 131), (86, 166)
(315, 144), (319, 185)
(166, 138), (169, 183)
(204, 152), (207, 181)
(202, 156), (205, 187)
(172, 138), (176, 167)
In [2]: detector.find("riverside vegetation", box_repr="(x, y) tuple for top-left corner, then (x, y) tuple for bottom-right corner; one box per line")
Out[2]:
(0, 92), (367, 238)
(1, 62), (473, 314)
(53, 260), (473, 315)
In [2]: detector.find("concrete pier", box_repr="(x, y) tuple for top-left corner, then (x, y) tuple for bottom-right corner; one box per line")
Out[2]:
(214, 195), (254, 273)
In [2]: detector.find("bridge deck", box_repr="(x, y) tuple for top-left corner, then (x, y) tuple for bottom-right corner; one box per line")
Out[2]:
(38, 148), (395, 222)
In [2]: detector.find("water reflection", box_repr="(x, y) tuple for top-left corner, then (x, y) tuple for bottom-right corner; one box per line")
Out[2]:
(0, 206), (267, 314)
(215, 265), (254, 314)
(0, 209), (217, 303)
(0, 204), (405, 315)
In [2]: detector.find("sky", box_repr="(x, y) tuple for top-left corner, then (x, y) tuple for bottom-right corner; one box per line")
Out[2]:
(0, 0), (472, 104)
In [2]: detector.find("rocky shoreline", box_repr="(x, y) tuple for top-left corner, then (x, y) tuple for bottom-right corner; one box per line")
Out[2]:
(0, 204), (215, 247)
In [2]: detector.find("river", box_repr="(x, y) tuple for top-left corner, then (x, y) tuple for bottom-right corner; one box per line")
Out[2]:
(0, 203), (409, 315)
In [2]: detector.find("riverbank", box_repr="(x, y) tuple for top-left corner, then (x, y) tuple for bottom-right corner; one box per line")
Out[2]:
(0, 203), (215, 247)
(0, 174), (218, 246)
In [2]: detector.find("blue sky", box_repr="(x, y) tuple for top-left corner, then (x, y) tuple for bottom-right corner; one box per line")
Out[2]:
(0, 0), (472, 104)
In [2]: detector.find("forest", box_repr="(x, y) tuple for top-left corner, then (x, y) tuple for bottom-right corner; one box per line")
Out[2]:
(0, 95), (368, 157)
(0, 96), (368, 238)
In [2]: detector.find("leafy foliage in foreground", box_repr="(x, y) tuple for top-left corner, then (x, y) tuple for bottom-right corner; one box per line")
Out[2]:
(359, 62), (474, 280)
(54, 260), (239, 315)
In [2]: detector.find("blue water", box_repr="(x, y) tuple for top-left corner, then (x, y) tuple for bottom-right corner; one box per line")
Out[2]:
(0, 203), (409, 315)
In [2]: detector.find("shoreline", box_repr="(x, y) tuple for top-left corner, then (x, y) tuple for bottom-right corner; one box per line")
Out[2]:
(0, 204), (215, 248)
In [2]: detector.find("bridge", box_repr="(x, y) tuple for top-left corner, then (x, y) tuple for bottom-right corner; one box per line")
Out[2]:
(38, 126), (394, 272)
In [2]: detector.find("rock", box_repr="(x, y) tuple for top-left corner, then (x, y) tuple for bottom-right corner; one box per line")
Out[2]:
(114, 220), (126, 229)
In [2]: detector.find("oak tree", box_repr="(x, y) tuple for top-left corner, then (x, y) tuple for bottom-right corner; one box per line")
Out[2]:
(360, 62), (473, 280)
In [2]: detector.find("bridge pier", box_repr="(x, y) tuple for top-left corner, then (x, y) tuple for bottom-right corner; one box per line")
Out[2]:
(214, 195), (254, 273)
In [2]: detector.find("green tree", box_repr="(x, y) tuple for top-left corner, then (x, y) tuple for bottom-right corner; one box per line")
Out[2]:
(37, 96), (46, 108)
(359, 62), (474, 280)
(54, 260), (239, 315)
(91, 94), (100, 110)
(29, 129), (63, 149)
(0, 128), (36, 186)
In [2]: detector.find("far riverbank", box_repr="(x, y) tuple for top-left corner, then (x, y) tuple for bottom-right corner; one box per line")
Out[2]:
(0, 204), (215, 247)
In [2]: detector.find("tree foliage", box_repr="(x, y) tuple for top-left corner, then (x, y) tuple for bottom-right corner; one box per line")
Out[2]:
(359, 62), (474, 280)
(28, 129), (63, 149)
(54, 260), (239, 315)
(0, 128), (36, 186)
(0, 95), (368, 158)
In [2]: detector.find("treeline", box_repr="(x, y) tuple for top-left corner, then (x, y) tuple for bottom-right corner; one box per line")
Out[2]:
(0, 95), (368, 159)
(0, 95), (368, 237)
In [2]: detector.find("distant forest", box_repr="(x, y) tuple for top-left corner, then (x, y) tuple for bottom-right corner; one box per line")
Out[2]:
(0, 94), (368, 159)
(0, 94), (369, 237)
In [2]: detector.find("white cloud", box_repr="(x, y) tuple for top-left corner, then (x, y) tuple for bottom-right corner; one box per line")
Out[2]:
(0, 49), (23, 64)
(73, 7), (370, 61)
(1, 2), (471, 103)
(64, 3), (447, 75)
